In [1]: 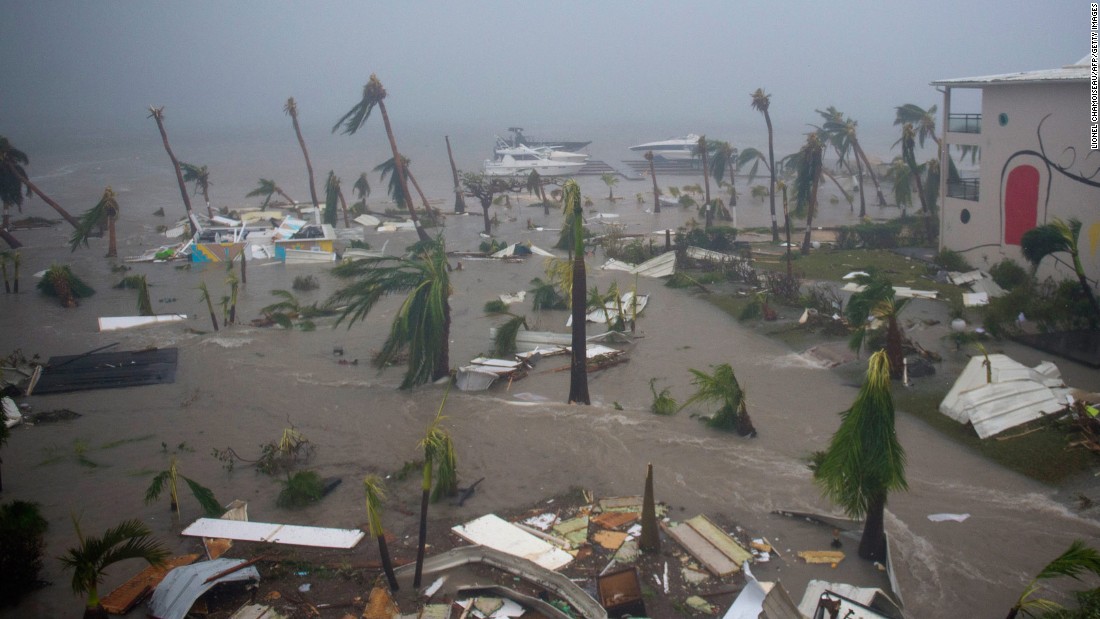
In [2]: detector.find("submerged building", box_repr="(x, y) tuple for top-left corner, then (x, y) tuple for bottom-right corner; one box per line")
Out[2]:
(932, 56), (1100, 284)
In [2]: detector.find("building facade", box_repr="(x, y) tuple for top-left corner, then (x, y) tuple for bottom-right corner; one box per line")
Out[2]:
(932, 58), (1100, 284)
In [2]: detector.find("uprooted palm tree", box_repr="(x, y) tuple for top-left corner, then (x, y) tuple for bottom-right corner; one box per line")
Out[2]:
(284, 97), (319, 209)
(681, 363), (757, 437)
(414, 391), (457, 589)
(329, 237), (451, 389)
(814, 350), (907, 562)
(334, 74), (430, 242)
(1021, 217), (1100, 328)
(750, 89), (779, 241)
(144, 455), (222, 519)
(70, 187), (120, 258)
(37, 264), (94, 308)
(60, 518), (168, 619)
(1005, 539), (1100, 618)
(364, 475), (400, 591)
(0, 135), (80, 231)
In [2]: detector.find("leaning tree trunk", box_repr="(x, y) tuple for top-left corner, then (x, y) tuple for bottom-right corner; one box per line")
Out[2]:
(337, 187), (350, 227)
(275, 189), (296, 208)
(647, 152), (660, 213)
(765, 112), (779, 242)
(106, 214), (117, 258)
(377, 101), (430, 243)
(289, 106), (320, 209)
(700, 139), (712, 228)
(407, 168), (439, 217)
(377, 534), (399, 591)
(855, 152), (867, 217)
(0, 227), (21, 249)
(445, 136), (466, 214)
(9, 165), (80, 229)
(202, 186), (213, 218)
(801, 166), (821, 255)
(728, 161), (738, 206)
(639, 463), (660, 552)
(479, 197), (493, 236)
(413, 466), (431, 589)
(853, 139), (887, 206)
(150, 113), (196, 233)
(886, 315), (904, 380)
(858, 493), (888, 561)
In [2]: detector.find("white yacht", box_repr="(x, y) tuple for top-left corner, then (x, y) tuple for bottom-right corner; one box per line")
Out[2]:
(628, 133), (701, 161)
(494, 139), (589, 164)
(483, 148), (586, 177)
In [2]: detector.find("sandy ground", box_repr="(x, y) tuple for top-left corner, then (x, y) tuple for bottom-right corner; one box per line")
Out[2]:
(1, 199), (1099, 618)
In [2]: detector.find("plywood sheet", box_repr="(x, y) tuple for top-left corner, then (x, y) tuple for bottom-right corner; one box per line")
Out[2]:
(182, 519), (364, 549)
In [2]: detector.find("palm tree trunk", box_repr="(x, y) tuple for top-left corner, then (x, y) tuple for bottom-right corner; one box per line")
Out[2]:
(853, 139), (887, 206)
(414, 486), (429, 589)
(568, 208), (590, 405)
(802, 164), (821, 255)
(886, 316), (904, 380)
(106, 215), (117, 258)
(855, 154), (867, 218)
(376, 535), (399, 591)
(8, 165), (81, 229)
(239, 249), (246, 285)
(445, 136), (466, 214)
(337, 187), (350, 227)
(150, 114), (196, 233)
(406, 168), (438, 217)
(822, 170), (854, 207)
(289, 108), (320, 209)
(540, 183), (549, 216)
(782, 185), (792, 279)
(275, 189), (296, 208)
(434, 298), (451, 381)
(648, 153), (660, 213)
(765, 112), (779, 242)
(480, 197), (492, 236)
(377, 101), (430, 243)
(858, 493), (888, 561)
(202, 186), (213, 218)
(728, 161), (737, 206)
(701, 141), (712, 228)
(0, 227), (21, 249)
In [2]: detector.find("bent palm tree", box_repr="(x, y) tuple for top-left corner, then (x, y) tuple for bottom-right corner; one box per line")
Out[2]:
(148, 107), (197, 233)
(246, 178), (294, 208)
(445, 135), (467, 213)
(117, 274), (154, 316)
(180, 163), (213, 218)
(792, 132), (825, 255)
(564, 180), (590, 405)
(364, 475), (400, 591)
(329, 238), (451, 389)
(334, 74), (430, 242)
(1005, 540), (1100, 618)
(646, 151), (661, 213)
(70, 187), (120, 257)
(144, 455), (222, 518)
(751, 89), (779, 241)
(814, 350), (907, 561)
(895, 123), (929, 214)
(708, 140), (738, 206)
(884, 157), (914, 214)
(680, 363), (756, 436)
(0, 135), (80, 230)
(817, 106), (886, 207)
(60, 518), (168, 619)
(1021, 218), (1100, 327)
(284, 97), (319, 208)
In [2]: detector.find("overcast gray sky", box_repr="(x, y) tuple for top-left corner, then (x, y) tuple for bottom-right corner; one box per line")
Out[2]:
(0, 0), (1084, 140)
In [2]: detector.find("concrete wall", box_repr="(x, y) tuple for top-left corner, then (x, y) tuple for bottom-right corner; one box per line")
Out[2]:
(941, 80), (1100, 284)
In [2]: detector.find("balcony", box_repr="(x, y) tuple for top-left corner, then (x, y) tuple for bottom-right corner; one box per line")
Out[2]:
(947, 178), (980, 201)
(948, 113), (982, 134)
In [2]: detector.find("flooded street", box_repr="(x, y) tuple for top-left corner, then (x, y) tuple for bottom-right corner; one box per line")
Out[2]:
(2, 128), (1098, 617)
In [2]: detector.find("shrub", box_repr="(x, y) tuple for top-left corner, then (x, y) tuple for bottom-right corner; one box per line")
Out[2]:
(484, 299), (508, 314)
(981, 278), (1093, 337)
(801, 283), (843, 314)
(0, 501), (48, 606)
(989, 259), (1029, 290)
(649, 379), (677, 415)
(292, 275), (319, 291)
(763, 271), (802, 305)
(277, 470), (325, 508)
(934, 248), (972, 272)
(676, 226), (738, 253)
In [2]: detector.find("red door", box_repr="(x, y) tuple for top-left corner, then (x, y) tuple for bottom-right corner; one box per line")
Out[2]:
(1004, 165), (1039, 245)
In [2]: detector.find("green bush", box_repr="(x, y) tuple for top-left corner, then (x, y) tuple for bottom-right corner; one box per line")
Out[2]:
(982, 278), (1094, 337)
(989, 259), (1029, 290)
(676, 226), (738, 253)
(277, 470), (325, 508)
(0, 501), (48, 606)
(484, 299), (508, 314)
(934, 248), (972, 272)
(292, 275), (319, 291)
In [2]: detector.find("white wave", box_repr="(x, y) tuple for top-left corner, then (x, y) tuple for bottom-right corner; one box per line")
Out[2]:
(765, 352), (832, 370)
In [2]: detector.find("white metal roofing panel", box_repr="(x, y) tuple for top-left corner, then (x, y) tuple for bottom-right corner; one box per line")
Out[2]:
(181, 519), (364, 548)
(451, 514), (574, 571)
(932, 65), (1088, 87)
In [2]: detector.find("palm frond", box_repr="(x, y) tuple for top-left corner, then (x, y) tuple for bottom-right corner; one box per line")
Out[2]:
(183, 475), (222, 517)
(143, 470), (170, 504)
(363, 475), (387, 537)
(69, 189), (115, 252)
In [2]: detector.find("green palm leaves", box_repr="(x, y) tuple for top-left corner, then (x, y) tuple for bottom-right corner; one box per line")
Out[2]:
(330, 238), (451, 389)
(680, 363), (756, 436)
(60, 517), (168, 611)
(70, 186), (120, 256)
(1008, 540), (1100, 618)
(1021, 217), (1100, 327)
(143, 455), (222, 518)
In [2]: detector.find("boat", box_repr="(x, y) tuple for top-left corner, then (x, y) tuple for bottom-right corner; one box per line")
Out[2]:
(483, 150), (586, 177)
(494, 138), (589, 163)
(628, 133), (701, 161)
(503, 127), (591, 152)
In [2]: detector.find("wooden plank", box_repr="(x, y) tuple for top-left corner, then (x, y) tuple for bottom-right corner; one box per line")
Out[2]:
(685, 515), (753, 565)
(100, 554), (200, 614)
(181, 519), (364, 549)
(798, 550), (845, 565)
(591, 511), (638, 530)
(665, 522), (739, 576)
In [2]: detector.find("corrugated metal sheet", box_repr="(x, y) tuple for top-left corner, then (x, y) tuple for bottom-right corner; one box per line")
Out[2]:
(451, 514), (574, 570)
(939, 354), (1070, 438)
(932, 63), (1088, 87)
(148, 558), (260, 619)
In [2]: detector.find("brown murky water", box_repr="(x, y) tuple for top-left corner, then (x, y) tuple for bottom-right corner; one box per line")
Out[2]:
(2, 130), (1098, 617)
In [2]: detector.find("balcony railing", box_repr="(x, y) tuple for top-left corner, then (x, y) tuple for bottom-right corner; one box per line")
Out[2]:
(947, 178), (980, 201)
(948, 113), (982, 134)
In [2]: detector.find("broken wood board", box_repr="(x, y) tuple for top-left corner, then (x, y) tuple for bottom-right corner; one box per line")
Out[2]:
(665, 515), (752, 577)
(798, 550), (846, 565)
(100, 553), (200, 614)
(229, 604), (286, 619)
(362, 584), (399, 619)
(98, 314), (187, 331)
(182, 519), (364, 549)
(593, 530), (629, 551)
(591, 511), (638, 530)
(451, 514), (574, 571)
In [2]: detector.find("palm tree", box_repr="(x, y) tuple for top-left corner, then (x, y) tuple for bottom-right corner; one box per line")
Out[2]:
(814, 350), (907, 562)
(363, 475), (400, 591)
(70, 187), (120, 258)
(845, 271), (908, 378)
(117, 275), (154, 316)
(894, 123), (929, 214)
(0, 135), (80, 230)
(353, 172), (371, 212)
(445, 135), (467, 214)
(329, 238), (452, 389)
(334, 74), (430, 242)
(600, 172), (619, 201)
(750, 89), (779, 242)
(414, 393), (457, 588)
(284, 97), (319, 209)
(60, 518), (168, 619)
(707, 140), (739, 206)
(817, 106), (886, 208)
(375, 156), (437, 220)
(144, 455), (222, 518)
(894, 103), (940, 150)
(884, 157), (914, 214)
(1021, 218), (1100, 327)
(564, 181), (591, 405)
(180, 163), (213, 218)
(680, 363), (756, 436)
(246, 178), (295, 208)
(148, 107), (197, 233)
(198, 281), (219, 332)
(792, 132), (825, 255)
(324, 171), (341, 226)
(1005, 540), (1100, 618)
(646, 151), (661, 213)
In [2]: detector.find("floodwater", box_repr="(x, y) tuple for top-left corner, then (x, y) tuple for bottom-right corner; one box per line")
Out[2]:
(1, 123), (1098, 617)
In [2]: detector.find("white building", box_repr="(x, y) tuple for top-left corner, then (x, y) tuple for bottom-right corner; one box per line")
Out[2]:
(932, 56), (1100, 284)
